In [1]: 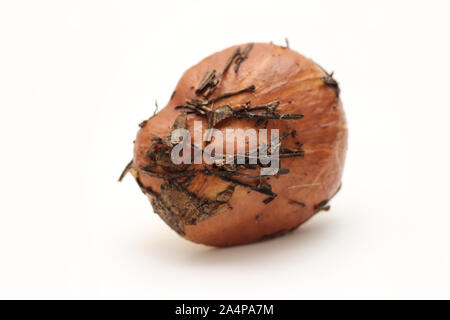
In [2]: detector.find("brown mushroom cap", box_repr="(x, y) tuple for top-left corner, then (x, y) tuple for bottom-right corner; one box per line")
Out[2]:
(133, 43), (347, 246)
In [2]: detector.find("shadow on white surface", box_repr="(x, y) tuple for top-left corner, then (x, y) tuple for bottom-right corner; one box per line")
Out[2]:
(138, 213), (339, 267)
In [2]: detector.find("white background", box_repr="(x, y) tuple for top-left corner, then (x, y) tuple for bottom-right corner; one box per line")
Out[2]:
(1, 0), (449, 299)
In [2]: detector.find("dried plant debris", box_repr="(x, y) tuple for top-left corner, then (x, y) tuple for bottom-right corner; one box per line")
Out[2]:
(152, 182), (234, 235)
(208, 85), (255, 104)
(314, 199), (331, 213)
(195, 43), (254, 98)
(118, 159), (134, 182)
(314, 61), (340, 98)
(138, 100), (159, 128)
(120, 43), (315, 233)
(321, 71), (340, 97)
(313, 183), (342, 214)
(176, 99), (303, 133)
(138, 120), (148, 128)
(137, 96), (304, 228)
(234, 43), (253, 72)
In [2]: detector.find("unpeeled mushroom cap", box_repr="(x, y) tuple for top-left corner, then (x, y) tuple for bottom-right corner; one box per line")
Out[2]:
(133, 43), (347, 247)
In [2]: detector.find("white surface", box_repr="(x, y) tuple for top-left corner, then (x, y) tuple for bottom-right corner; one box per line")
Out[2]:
(1, 0), (449, 299)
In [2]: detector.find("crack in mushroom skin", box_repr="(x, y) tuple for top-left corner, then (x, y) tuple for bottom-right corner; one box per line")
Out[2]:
(129, 43), (347, 247)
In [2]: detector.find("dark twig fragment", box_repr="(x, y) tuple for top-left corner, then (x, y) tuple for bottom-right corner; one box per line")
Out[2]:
(118, 159), (133, 182)
(234, 43), (254, 73)
(284, 37), (290, 48)
(196, 70), (217, 95)
(208, 85), (255, 104)
(219, 175), (276, 198)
